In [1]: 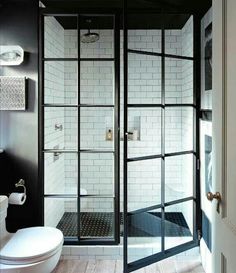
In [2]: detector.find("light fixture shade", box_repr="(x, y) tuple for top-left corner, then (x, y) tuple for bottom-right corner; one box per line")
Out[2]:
(0, 45), (24, 66)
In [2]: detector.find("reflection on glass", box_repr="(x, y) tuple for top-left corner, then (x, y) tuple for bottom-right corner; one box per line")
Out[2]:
(127, 108), (161, 158)
(165, 107), (193, 154)
(128, 29), (162, 53)
(127, 209), (162, 263)
(128, 158), (161, 212)
(165, 154), (194, 203)
(165, 200), (193, 250)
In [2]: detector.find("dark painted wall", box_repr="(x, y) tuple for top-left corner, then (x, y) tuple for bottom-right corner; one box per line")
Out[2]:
(0, 0), (39, 231)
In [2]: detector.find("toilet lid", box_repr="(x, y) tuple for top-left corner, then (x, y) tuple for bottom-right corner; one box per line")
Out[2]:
(0, 227), (63, 265)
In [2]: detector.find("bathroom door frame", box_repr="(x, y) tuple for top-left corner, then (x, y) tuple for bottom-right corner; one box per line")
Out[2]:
(39, 8), (121, 245)
(122, 6), (202, 273)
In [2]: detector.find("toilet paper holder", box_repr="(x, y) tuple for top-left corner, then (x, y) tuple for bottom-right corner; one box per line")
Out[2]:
(15, 179), (26, 195)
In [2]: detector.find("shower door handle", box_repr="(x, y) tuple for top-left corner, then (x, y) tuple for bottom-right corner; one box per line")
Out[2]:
(125, 132), (133, 136)
(207, 191), (222, 213)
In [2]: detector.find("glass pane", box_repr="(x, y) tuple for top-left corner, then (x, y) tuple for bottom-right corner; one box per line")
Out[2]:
(128, 29), (162, 54)
(165, 107), (193, 154)
(128, 53), (161, 104)
(44, 107), (78, 150)
(80, 153), (114, 196)
(128, 158), (161, 212)
(80, 107), (114, 150)
(164, 200), (194, 250)
(165, 154), (194, 203)
(80, 16), (114, 58)
(80, 197), (114, 238)
(127, 12), (162, 54)
(80, 61), (114, 105)
(44, 16), (78, 58)
(127, 209), (162, 263)
(165, 58), (193, 104)
(44, 197), (78, 238)
(44, 61), (78, 105)
(127, 108), (161, 158)
(165, 15), (193, 57)
(44, 153), (78, 195)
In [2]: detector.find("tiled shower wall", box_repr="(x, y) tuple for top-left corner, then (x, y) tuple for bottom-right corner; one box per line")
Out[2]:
(44, 16), (65, 227)
(44, 15), (194, 231)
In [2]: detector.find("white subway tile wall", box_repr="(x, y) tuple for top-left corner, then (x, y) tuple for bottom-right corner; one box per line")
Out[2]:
(44, 17), (65, 226)
(44, 16), (194, 232)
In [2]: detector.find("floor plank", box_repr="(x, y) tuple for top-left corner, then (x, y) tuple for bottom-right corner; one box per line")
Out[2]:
(54, 259), (205, 273)
(54, 259), (88, 273)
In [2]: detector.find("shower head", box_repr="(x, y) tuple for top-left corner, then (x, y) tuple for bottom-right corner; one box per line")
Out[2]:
(81, 29), (99, 43)
(81, 19), (99, 43)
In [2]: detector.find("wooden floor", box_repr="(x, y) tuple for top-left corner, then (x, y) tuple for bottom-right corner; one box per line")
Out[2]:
(53, 258), (205, 273)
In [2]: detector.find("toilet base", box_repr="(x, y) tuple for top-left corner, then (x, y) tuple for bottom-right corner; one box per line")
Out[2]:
(0, 248), (62, 273)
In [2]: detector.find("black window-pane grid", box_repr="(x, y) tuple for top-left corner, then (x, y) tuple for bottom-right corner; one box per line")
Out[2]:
(42, 12), (119, 244)
(124, 15), (197, 270)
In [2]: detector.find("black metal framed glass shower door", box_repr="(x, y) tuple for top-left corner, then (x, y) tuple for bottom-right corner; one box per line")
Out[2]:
(40, 10), (120, 245)
(123, 11), (200, 273)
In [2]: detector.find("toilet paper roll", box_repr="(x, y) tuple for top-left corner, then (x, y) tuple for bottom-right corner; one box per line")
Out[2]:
(8, 192), (26, 205)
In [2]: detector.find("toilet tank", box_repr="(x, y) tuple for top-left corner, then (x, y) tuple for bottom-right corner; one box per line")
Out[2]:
(0, 195), (8, 240)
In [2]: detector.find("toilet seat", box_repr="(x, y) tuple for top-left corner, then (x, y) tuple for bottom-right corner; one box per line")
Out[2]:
(0, 227), (63, 266)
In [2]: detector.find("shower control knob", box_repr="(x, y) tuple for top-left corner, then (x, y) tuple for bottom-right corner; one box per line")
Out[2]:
(55, 124), (63, 131)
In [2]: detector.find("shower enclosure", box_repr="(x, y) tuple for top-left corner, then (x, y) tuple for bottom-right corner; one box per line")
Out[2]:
(39, 7), (200, 273)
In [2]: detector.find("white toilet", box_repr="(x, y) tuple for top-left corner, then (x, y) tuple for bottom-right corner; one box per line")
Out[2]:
(0, 195), (63, 273)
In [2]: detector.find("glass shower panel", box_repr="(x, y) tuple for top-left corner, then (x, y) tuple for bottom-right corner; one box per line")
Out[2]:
(127, 108), (162, 158)
(80, 197), (115, 239)
(127, 13), (162, 54)
(127, 209), (162, 263)
(44, 107), (78, 150)
(165, 154), (194, 203)
(44, 61), (78, 105)
(128, 158), (162, 212)
(44, 16), (78, 58)
(80, 16), (114, 58)
(80, 153), (114, 196)
(164, 200), (194, 250)
(165, 58), (193, 104)
(128, 54), (161, 105)
(80, 61), (114, 105)
(80, 107), (114, 150)
(44, 197), (78, 238)
(44, 152), (78, 195)
(165, 107), (193, 154)
(164, 15), (193, 57)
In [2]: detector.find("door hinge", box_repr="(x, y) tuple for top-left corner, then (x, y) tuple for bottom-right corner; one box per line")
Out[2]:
(197, 229), (202, 241)
(197, 159), (200, 171)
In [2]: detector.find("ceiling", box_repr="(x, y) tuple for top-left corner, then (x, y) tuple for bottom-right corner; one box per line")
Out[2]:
(41, 0), (211, 15)
(41, 0), (212, 29)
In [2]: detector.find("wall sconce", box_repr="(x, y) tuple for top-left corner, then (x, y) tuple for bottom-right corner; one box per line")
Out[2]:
(0, 45), (24, 66)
